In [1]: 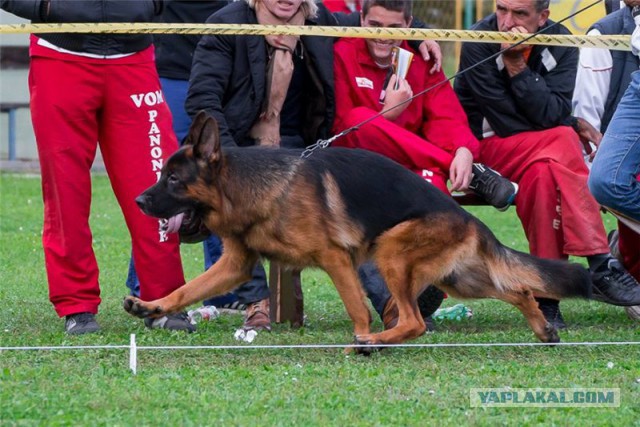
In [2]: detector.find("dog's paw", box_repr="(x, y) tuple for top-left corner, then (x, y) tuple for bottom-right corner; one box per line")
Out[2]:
(544, 323), (561, 344)
(353, 334), (383, 356)
(122, 296), (164, 318)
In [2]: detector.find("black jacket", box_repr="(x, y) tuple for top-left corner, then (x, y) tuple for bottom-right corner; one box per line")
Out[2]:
(155, 0), (230, 80)
(454, 14), (578, 139)
(0, 0), (162, 55)
(185, 1), (360, 148)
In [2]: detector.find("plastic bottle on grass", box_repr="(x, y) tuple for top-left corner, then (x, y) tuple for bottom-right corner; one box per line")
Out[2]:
(187, 305), (220, 324)
(432, 303), (473, 322)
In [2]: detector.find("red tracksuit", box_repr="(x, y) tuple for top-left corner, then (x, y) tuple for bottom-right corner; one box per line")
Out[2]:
(332, 38), (480, 194)
(479, 127), (609, 259)
(28, 36), (185, 317)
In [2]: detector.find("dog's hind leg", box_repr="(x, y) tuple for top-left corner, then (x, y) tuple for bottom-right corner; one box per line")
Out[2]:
(355, 257), (427, 346)
(499, 289), (560, 343)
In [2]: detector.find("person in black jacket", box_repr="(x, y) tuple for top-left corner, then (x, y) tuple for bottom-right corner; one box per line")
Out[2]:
(454, 0), (640, 329)
(0, 0), (194, 334)
(185, 0), (444, 332)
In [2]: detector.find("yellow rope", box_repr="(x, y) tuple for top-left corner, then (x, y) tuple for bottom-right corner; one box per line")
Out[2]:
(0, 23), (631, 51)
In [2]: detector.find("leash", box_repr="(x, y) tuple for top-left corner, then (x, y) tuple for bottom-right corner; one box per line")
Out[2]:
(301, 0), (604, 158)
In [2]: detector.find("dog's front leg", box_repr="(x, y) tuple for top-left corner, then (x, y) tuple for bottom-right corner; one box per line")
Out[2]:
(124, 240), (258, 318)
(321, 251), (372, 350)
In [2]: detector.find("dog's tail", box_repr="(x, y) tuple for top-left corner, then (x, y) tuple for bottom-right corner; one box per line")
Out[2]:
(479, 225), (592, 300)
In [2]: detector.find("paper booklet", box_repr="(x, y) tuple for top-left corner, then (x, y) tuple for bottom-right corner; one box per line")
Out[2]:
(391, 46), (414, 90)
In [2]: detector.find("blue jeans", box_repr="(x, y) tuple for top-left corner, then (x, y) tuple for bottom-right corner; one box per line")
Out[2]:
(589, 70), (640, 222)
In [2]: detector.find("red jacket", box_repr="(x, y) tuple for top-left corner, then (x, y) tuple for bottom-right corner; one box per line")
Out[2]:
(333, 38), (480, 159)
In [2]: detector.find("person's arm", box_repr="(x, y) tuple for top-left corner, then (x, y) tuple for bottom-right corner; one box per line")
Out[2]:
(420, 67), (480, 160)
(572, 29), (612, 133)
(0, 0), (46, 20)
(458, 37), (577, 136)
(502, 47), (578, 129)
(185, 16), (238, 147)
(632, 6), (640, 56)
(332, 41), (361, 133)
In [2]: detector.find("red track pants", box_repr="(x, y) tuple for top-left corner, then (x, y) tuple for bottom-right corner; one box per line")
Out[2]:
(480, 127), (609, 259)
(29, 52), (185, 317)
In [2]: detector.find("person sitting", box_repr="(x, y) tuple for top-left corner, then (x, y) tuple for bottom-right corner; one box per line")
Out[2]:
(573, 0), (640, 320)
(185, 0), (446, 333)
(332, 0), (519, 210)
(453, 0), (640, 329)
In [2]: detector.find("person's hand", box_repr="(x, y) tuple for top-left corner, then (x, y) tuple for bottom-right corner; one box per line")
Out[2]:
(381, 74), (412, 121)
(500, 26), (530, 76)
(449, 147), (474, 191)
(418, 39), (442, 74)
(573, 117), (602, 162)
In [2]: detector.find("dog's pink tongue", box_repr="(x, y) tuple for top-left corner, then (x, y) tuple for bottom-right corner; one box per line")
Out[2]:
(164, 213), (185, 234)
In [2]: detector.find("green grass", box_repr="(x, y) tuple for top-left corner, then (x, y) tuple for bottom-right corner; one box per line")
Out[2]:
(0, 172), (638, 426)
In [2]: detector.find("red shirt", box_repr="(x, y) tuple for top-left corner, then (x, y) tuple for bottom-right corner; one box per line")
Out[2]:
(333, 38), (480, 158)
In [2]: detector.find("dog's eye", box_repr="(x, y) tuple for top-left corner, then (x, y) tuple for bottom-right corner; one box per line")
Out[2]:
(167, 174), (180, 185)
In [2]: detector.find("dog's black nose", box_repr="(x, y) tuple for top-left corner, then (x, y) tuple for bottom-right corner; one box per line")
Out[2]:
(135, 194), (149, 210)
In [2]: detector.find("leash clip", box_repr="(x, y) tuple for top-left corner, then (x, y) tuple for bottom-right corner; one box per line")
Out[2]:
(300, 132), (346, 158)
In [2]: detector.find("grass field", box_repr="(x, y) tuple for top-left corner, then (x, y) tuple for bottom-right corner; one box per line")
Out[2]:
(1, 172), (638, 426)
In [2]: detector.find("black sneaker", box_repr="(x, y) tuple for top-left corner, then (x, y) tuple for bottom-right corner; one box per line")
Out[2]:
(65, 312), (100, 335)
(536, 298), (566, 329)
(144, 312), (196, 332)
(216, 301), (247, 315)
(591, 258), (640, 306)
(469, 163), (519, 211)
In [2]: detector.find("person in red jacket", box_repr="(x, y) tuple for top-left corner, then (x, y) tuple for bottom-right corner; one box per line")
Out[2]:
(0, 0), (194, 334)
(332, 0), (519, 329)
(332, 0), (516, 205)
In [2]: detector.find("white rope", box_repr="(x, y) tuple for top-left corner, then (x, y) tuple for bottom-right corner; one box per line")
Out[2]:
(2, 340), (639, 351)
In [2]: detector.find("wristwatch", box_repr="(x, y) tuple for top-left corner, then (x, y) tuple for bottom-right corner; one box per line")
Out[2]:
(633, 6), (640, 23)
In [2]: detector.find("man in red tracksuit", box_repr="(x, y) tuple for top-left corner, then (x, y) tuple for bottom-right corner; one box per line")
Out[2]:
(332, 0), (516, 205)
(454, 0), (640, 326)
(1, 0), (194, 334)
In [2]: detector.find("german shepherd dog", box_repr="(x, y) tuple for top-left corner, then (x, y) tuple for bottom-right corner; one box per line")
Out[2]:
(124, 112), (591, 348)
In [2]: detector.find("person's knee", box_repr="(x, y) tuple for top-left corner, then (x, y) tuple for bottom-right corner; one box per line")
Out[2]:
(588, 168), (617, 207)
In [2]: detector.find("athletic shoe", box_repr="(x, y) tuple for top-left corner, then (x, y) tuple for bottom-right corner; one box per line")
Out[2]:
(591, 258), (640, 306)
(242, 298), (271, 331)
(536, 298), (567, 330)
(65, 312), (100, 335)
(216, 300), (247, 315)
(144, 312), (196, 332)
(625, 305), (640, 321)
(469, 163), (519, 211)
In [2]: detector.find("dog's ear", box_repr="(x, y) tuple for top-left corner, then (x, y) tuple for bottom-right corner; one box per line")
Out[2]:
(184, 110), (209, 146)
(192, 115), (222, 163)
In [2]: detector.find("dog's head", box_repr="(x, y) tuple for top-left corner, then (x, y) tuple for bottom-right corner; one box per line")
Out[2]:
(135, 111), (225, 240)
